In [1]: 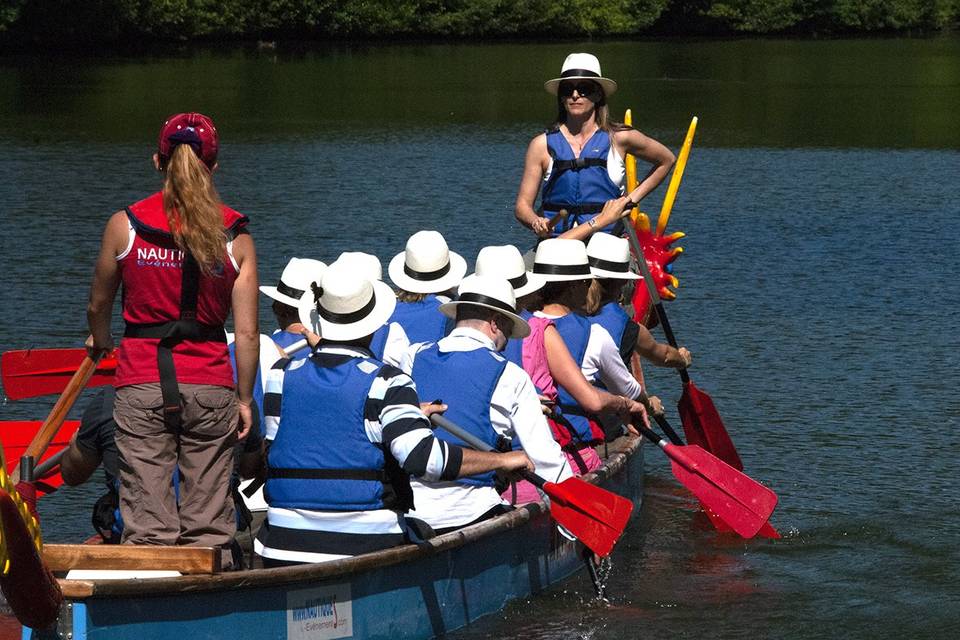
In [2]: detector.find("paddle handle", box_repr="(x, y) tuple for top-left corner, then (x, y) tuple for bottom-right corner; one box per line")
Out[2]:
(546, 208), (569, 232)
(283, 339), (309, 357)
(429, 413), (546, 489)
(14, 353), (102, 481)
(623, 222), (690, 384)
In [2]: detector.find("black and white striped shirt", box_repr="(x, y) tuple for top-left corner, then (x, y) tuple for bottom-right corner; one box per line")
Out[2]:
(255, 344), (461, 564)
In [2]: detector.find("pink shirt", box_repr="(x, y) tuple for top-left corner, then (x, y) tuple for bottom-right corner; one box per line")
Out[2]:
(522, 316), (558, 401)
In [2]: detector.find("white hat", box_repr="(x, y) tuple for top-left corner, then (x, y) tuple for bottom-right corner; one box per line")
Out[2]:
(440, 275), (530, 339)
(297, 263), (397, 342)
(474, 245), (545, 298)
(260, 258), (327, 307)
(586, 233), (642, 280)
(333, 252), (383, 282)
(544, 53), (618, 98)
(532, 238), (596, 283)
(388, 230), (467, 294)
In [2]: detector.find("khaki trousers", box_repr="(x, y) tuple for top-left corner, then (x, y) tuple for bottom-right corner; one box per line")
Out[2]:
(114, 383), (238, 561)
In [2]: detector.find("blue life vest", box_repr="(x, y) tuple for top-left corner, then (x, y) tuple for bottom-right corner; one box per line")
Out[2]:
(540, 128), (623, 236)
(369, 324), (389, 360)
(270, 330), (310, 359)
(390, 295), (451, 345)
(411, 344), (508, 487)
(553, 313), (601, 444)
(266, 355), (412, 512)
(502, 309), (533, 369)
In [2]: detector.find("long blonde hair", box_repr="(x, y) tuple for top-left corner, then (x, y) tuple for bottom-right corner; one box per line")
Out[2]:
(162, 144), (226, 274)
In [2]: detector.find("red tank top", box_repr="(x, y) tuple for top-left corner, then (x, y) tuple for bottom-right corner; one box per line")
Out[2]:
(114, 192), (248, 389)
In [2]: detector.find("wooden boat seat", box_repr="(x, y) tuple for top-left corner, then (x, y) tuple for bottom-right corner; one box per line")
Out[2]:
(44, 544), (220, 575)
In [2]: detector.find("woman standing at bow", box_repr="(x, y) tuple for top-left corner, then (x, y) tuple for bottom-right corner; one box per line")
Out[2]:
(86, 113), (259, 567)
(515, 53), (675, 240)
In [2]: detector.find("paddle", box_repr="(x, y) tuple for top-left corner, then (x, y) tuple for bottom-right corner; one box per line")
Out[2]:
(2, 347), (118, 401)
(637, 422), (776, 539)
(621, 119), (743, 471)
(430, 414), (633, 557)
(11, 352), (104, 490)
(651, 412), (780, 539)
(1, 420), (81, 495)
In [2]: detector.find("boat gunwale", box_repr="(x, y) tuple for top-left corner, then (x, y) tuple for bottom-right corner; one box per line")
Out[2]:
(58, 435), (642, 600)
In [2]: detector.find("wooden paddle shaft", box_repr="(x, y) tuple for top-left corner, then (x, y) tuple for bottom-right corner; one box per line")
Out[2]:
(13, 353), (102, 482)
(429, 413), (546, 489)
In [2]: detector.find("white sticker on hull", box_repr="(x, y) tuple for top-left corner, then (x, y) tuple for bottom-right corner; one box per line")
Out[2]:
(287, 584), (353, 639)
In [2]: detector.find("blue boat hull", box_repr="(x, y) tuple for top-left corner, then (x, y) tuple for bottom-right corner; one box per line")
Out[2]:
(26, 438), (643, 640)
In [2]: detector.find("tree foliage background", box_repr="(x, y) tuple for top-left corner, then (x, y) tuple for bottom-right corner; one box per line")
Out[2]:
(0, 0), (956, 46)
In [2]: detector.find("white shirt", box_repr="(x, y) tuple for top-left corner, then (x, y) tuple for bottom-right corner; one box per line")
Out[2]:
(380, 321), (410, 368)
(535, 311), (643, 399)
(401, 327), (573, 530)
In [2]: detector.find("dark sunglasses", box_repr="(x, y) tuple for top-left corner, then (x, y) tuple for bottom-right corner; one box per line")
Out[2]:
(558, 81), (601, 98)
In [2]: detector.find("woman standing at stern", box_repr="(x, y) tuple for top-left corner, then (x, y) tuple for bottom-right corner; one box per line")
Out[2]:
(515, 53), (675, 239)
(86, 113), (259, 567)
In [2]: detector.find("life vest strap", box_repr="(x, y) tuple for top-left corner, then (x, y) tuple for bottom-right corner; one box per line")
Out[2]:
(266, 467), (390, 482)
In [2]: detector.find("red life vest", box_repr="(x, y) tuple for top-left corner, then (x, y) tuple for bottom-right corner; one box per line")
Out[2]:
(114, 191), (247, 392)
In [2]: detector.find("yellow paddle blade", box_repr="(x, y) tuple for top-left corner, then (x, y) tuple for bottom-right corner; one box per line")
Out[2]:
(656, 116), (698, 236)
(624, 109), (650, 232)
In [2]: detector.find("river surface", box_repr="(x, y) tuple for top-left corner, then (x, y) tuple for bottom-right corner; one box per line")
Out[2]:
(1, 38), (959, 639)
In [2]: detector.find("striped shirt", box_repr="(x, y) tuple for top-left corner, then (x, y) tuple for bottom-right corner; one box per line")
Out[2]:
(255, 344), (463, 564)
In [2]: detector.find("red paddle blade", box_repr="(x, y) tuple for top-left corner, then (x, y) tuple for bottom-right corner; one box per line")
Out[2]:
(0, 420), (80, 493)
(702, 505), (781, 539)
(663, 443), (777, 539)
(542, 477), (634, 557)
(2, 348), (117, 401)
(679, 380), (743, 471)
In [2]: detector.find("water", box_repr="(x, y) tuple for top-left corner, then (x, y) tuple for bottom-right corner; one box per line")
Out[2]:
(2, 38), (959, 638)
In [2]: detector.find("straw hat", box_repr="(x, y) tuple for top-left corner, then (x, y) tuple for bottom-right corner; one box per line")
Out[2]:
(388, 230), (467, 294)
(586, 233), (642, 280)
(333, 251), (383, 282)
(297, 263), (397, 342)
(259, 258), (328, 307)
(440, 275), (531, 339)
(474, 245), (545, 298)
(544, 53), (618, 97)
(532, 239), (596, 283)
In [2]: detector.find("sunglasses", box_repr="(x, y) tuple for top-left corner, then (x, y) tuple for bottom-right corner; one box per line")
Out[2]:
(558, 81), (601, 98)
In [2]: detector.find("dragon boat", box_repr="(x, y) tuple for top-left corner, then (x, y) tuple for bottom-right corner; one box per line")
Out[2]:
(1, 110), (691, 640)
(3, 436), (642, 640)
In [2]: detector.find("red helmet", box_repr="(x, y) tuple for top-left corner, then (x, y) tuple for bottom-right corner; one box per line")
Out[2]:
(157, 112), (219, 169)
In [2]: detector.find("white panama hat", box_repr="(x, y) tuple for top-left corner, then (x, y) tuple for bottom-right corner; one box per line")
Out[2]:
(333, 251), (384, 282)
(474, 245), (545, 299)
(586, 233), (642, 280)
(440, 274), (531, 340)
(532, 238), (596, 283)
(388, 230), (467, 294)
(544, 53), (618, 98)
(297, 263), (397, 342)
(260, 257), (328, 307)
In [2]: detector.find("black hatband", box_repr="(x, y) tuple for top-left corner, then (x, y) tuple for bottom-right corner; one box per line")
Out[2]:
(533, 263), (592, 276)
(404, 261), (451, 281)
(457, 292), (516, 315)
(588, 256), (630, 273)
(317, 293), (378, 324)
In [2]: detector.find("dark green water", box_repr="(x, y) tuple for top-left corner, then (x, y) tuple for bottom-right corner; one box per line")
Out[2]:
(2, 38), (959, 639)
